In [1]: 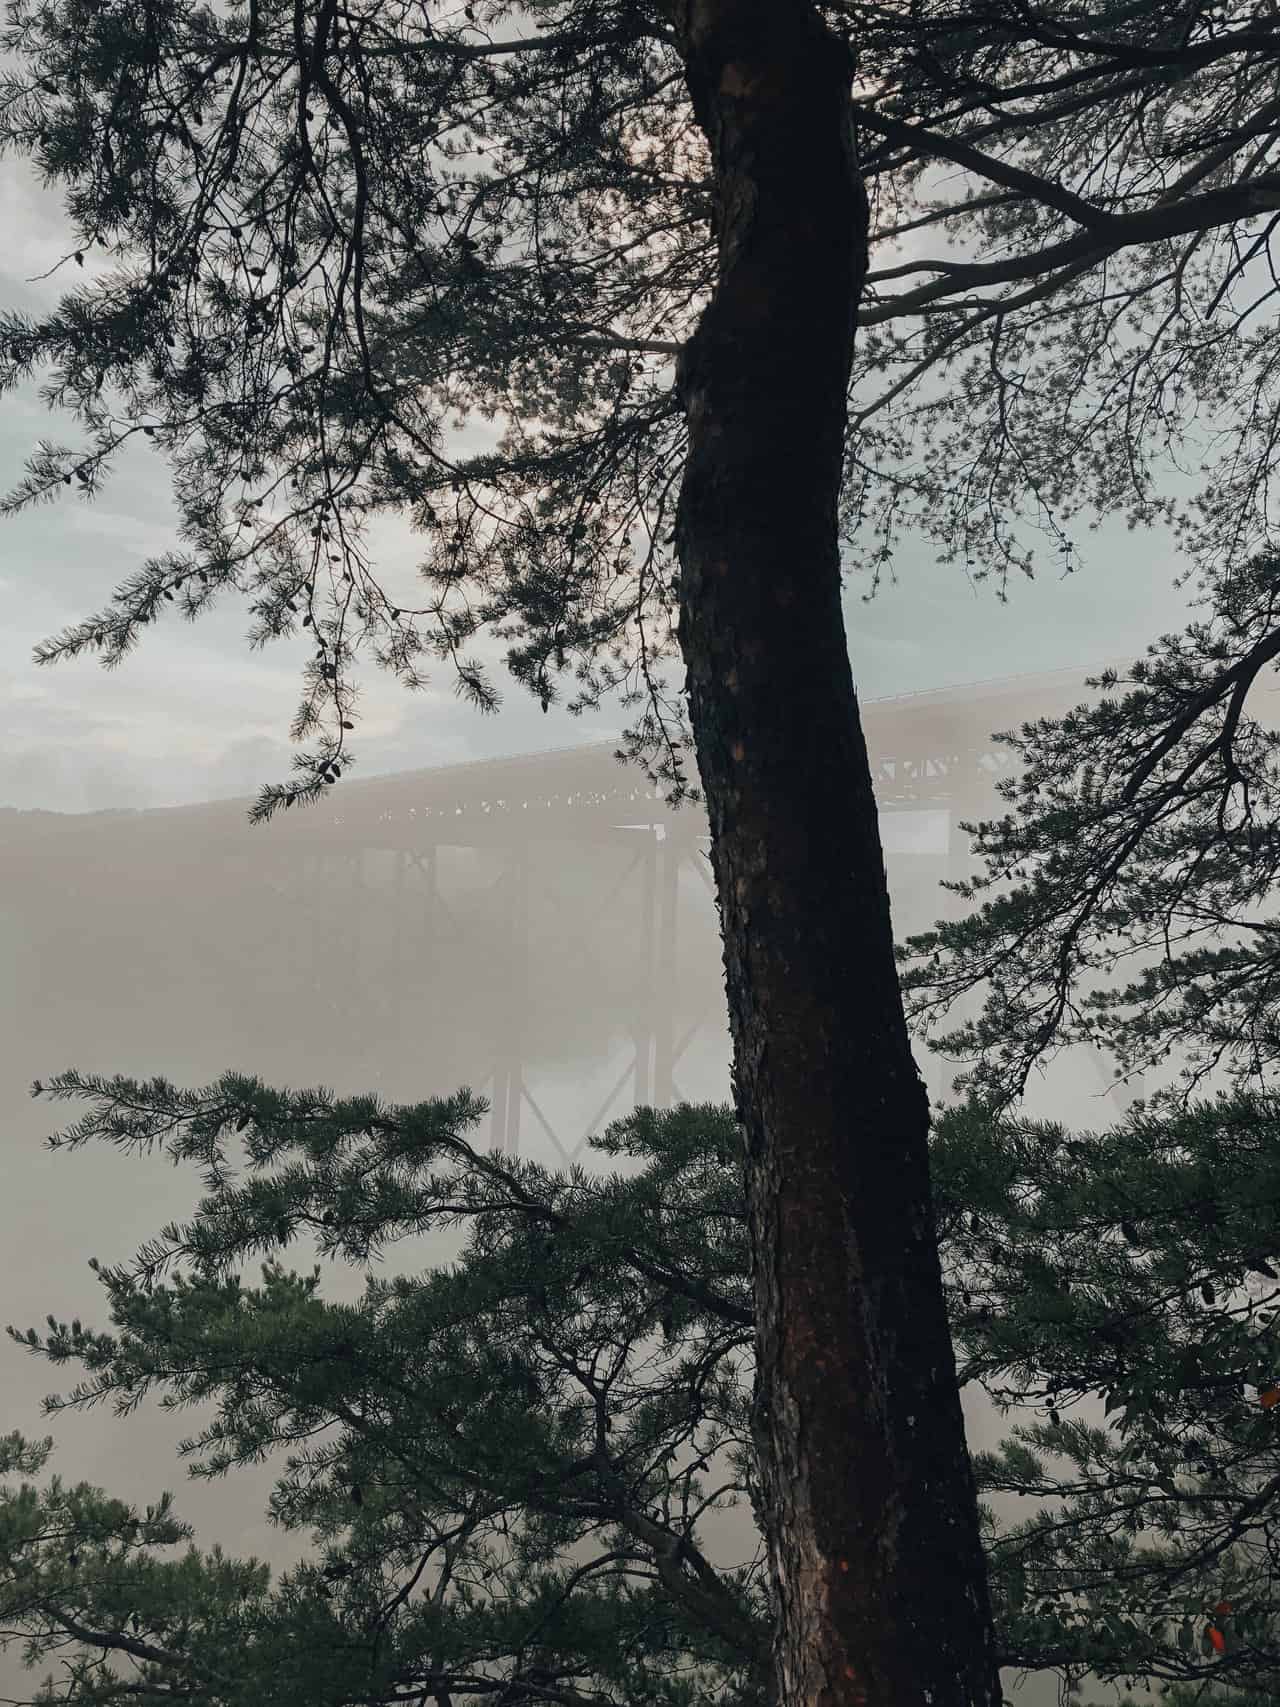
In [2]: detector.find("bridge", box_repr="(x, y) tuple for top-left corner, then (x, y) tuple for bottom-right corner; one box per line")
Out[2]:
(0, 663), (1132, 1164)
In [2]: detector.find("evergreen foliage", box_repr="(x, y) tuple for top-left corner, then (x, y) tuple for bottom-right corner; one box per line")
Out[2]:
(7, 1068), (1280, 1707)
(899, 547), (1280, 1116)
(8, 2), (1280, 1700)
(6, 1085), (764, 1707)
(1, 1), (1279, 811)
(933, 1087), (1280, 1707)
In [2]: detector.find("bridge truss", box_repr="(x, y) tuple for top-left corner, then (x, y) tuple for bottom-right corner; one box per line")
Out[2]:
(0, 663), (1139, 1170)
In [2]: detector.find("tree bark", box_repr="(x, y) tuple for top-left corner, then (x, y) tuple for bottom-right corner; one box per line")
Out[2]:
(666, 4), (1005, 1704)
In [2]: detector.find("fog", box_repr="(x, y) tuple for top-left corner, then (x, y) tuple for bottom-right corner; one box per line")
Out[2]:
(2, 659), (1205, 1707)
(0, 88), (1226, 1707)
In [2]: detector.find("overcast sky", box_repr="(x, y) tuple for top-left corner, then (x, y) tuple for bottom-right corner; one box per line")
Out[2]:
(0, 137), (1204, 818)
(0, 42), (1229, 1707)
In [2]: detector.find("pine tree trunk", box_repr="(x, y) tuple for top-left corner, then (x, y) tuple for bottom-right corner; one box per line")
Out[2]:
(667, 5), (1005, 1704)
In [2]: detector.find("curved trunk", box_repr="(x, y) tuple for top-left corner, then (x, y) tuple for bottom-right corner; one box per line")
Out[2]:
(668, 5), (1005, 1704)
